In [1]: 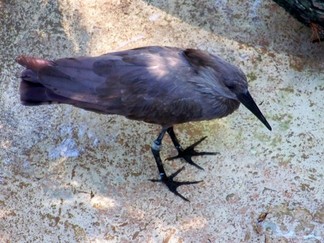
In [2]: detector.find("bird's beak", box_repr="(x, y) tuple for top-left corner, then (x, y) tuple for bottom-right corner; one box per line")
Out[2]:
(237, 91), (272, 131)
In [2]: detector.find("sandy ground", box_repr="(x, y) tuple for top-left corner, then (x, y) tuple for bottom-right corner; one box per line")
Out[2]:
(0, 0), (323, 242)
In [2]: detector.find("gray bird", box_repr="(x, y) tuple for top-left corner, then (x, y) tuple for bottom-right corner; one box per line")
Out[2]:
(16, 46), (271, 201)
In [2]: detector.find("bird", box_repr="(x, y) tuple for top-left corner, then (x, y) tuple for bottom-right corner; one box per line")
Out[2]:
(16, 46), (272, 201)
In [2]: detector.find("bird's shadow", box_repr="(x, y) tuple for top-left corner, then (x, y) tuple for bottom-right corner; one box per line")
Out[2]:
(143, 0), (324, 65)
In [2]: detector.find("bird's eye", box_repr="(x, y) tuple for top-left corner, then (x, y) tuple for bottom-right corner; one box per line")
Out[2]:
(227, 84), (235, 90)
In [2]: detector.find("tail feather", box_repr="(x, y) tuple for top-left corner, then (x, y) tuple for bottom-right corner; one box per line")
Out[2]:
(17, 55), (71, 106)
(20, 69), (39, 82)
(16, 54), (119, 113)
(16, 55), (53, 71)
(20, 80), (69, 106)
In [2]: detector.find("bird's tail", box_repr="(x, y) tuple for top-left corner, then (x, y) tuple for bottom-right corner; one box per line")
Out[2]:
(16, 55), (52, 72)
(16, 55), (69, 106)
(19, 79), (71, 106)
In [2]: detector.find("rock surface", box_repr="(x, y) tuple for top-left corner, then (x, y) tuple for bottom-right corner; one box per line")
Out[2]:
(1, 0), (323, 242)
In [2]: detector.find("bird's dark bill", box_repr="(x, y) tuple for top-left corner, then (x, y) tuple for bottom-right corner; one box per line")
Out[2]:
(237, 91), (272, 131)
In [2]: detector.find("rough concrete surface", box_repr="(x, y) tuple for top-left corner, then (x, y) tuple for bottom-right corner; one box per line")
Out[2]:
(0, 0), (323, 242)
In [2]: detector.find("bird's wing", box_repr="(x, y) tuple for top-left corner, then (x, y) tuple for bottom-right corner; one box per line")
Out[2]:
(91, 46), (205, 125)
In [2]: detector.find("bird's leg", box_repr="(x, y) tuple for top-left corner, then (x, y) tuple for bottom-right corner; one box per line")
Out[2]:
(150, 128), (202, 202)
(166, 127), (219, 170)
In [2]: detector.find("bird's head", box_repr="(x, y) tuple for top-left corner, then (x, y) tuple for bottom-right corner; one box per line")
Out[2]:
(183, 48), (272, 131)
(220, 67), (272, 131)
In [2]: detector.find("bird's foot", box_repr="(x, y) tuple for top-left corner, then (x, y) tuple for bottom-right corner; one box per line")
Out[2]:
(150, 166), (202, 202)
(167, 136), (219, 170)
